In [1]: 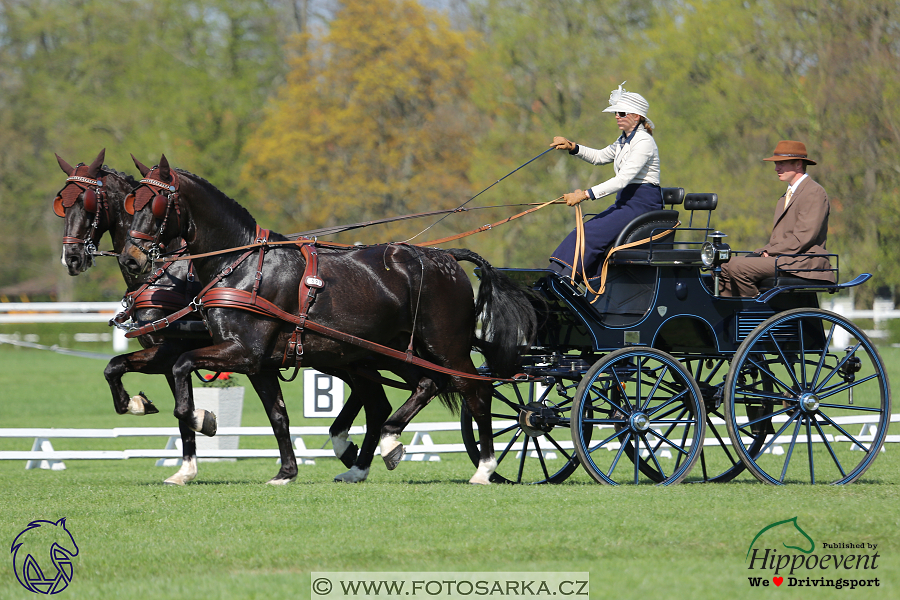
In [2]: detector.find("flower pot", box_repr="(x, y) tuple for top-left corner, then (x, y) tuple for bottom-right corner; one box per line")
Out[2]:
(193, 386), (244, 461)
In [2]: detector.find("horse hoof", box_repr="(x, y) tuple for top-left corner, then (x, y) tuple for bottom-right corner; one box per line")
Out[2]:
(339, 443), (359, 469)
(266, 476), (296, 486)
(192, 409), (217, 437)
(127, 392), (158, 416)
(334, 466), (369, 483)
(468, 458), (497, 485)
(164, 458), (197, 485)
(382, 445), (405, 470)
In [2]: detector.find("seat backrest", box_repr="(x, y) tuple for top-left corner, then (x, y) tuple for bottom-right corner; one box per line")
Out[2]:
(684, 192), (718, 229)
(612, 209), (680, 250)
(662, 187), (685, 207)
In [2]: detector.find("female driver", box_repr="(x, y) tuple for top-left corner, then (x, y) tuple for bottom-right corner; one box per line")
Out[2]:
(549, 82), (661, 283)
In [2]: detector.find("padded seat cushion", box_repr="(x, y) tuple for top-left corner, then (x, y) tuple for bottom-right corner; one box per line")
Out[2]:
(610, 249), (704, 266)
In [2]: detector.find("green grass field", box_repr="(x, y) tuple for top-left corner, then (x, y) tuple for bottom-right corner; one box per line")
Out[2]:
(1, 338), (899, 599)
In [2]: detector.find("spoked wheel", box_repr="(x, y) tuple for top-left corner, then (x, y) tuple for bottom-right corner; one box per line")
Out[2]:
(460, 378), (586, 484)
(571, 348), (706, 485)
(725, 308), (891, 485)
(681, 357), (767, 482)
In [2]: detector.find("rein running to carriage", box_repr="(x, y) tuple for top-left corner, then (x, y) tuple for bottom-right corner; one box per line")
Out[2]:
(122, 223), (532, 385)
(113, 147), (675, 383)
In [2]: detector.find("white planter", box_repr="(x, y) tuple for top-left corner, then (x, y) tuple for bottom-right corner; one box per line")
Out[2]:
(193, 386), (244, 461)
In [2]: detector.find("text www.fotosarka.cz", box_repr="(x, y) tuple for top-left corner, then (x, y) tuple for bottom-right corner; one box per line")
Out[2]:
(312, 572), (590, 599)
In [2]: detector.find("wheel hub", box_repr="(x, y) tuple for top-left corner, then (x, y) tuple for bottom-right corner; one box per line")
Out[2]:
(517, 402), (556, 436)
(629, 412), (651, 432)
(799, 392), (820, 413)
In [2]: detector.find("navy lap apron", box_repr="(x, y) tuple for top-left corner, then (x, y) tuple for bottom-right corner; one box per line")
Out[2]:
(550, 183), (662, 280)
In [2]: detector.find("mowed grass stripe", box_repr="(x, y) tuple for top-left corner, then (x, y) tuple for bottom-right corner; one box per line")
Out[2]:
(1, 344), (899, 599)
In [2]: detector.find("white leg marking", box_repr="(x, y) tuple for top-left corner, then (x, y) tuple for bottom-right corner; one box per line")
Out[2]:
(164, 457), (197, 485)
(380, 434), (402, 457)
(266, 475), (296, 486)
(331, 430), (352, 458)
(126, 396), (146, 416)
(334, 465), (369, 483)
(469, 457), (497, 485)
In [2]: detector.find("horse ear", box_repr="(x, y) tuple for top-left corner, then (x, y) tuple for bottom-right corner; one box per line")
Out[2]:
(87, 148), (105, 178)
(158, 154), (171, 182)
(56, 154), (75, 176)
(131, 153), (151, 177)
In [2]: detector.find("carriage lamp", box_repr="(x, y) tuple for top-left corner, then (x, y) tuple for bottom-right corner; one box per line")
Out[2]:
(701, 231), (731, 297)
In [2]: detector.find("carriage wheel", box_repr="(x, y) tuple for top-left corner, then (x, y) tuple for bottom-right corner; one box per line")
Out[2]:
(680, 358), (768, 482)
(724, 309), (891, 485)
(460, 378), (586, 484)
(571, 347), (706, 485)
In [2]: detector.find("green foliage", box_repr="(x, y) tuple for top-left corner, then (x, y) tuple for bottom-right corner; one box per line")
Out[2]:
(240, 0), (478, 243)
(2, 0), (900, 298)
(0, 0), (287, 300)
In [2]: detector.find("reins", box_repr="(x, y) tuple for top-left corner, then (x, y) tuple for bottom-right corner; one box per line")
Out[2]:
(140, 199), (565, 263)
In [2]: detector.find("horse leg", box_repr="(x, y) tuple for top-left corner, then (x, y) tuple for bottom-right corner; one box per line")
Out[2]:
(334, 376), (392, 483)
(462, 379), (496, 485)
(169, 342), (296, 484)
(378, 376), (439, 470)
(328, 381), (363, 468)
(162, 374), (199, 486)
(104, 345), (182, 415)
(104, 344), (202, 485)
(247, 373), (298, 484)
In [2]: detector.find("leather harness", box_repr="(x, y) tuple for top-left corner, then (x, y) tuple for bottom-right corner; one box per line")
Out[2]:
(125, 227), (525, 383)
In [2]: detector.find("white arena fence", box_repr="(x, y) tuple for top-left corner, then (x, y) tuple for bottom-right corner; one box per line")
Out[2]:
(1, 415), (896, 471)
(1, 301), (897, 471)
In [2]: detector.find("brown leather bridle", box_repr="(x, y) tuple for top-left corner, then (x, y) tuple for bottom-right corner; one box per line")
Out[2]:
(53, 168), (114, 263)
(124, 167), (182, 263)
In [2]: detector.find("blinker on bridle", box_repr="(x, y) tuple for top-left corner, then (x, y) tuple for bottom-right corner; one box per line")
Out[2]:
(125, 168), (181, 264)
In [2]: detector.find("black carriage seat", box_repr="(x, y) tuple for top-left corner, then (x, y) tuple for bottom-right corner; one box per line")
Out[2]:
(607, 187), (684, 253)
(606, 191), (718, 267)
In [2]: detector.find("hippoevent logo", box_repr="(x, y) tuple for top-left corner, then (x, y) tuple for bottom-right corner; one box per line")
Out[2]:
(745, 517), (880, 590)
(10, 518), (79, 594)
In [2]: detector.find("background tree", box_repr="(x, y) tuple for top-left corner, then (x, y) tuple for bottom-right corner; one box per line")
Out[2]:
(462, 0), (661, 267)
(0, 0), (286, 300)
(240, 0), (478, 244)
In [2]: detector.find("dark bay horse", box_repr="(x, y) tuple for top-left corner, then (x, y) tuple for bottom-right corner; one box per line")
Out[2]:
(53, 150), (214, 485)
(119, 155), (536, 484)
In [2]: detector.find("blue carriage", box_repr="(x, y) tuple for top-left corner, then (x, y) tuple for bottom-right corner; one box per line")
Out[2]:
(461, 188), (891, 485)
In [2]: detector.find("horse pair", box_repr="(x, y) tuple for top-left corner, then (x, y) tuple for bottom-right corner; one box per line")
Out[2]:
(55, 150), (537, 485)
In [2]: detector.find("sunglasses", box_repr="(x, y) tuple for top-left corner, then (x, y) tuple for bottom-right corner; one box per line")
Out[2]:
(614, 112), (630, 118)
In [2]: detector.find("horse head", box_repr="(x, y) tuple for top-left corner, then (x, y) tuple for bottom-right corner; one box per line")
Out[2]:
(53, 149), (114, 275)
(11, 518), (79, 594)
(120, 154), (186, 275)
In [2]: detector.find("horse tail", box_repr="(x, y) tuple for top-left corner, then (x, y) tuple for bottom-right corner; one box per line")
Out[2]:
(446, 248), (538, 378)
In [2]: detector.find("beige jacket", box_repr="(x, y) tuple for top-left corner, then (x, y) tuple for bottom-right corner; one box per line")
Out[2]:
(761, 176), (834, 283)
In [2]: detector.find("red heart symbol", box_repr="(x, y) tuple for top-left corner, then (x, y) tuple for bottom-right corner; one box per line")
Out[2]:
(773, 577), (783, 586)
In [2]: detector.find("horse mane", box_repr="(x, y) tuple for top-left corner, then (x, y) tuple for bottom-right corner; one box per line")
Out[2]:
(100, 165), (138, 188)
(174, 168), (260, 233)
